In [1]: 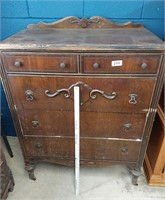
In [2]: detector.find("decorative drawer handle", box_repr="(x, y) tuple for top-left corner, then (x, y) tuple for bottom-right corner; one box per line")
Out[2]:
(14, 61), (22, 67)
(90, 89), (116, 100)
(32, 121), (39, 128)
(141, 63), (148, 69)
(45, 81), (117, 105)
(128, 94), (137, 104)
(121, 147), (128, 155)
(25, 90), (34, 101)
(35, 143), (43, 149)
(60, 63), (66, 69)
(93, 63), (100, 69)
(123, 123), (132, 132)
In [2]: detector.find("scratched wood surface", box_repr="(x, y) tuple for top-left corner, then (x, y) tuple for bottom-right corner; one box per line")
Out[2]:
(7, 76), (156, 113)
(23, 136), (141, 162)
(0, 28), (164, 51)
(2, 52), (161, 74)
(17, 109), (146, 139)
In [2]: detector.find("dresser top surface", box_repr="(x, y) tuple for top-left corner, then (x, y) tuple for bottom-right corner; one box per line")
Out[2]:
(0, 27), (164, 51)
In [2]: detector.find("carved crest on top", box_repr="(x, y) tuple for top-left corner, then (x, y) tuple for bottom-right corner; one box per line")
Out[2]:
(70, 17), (99, 28)
(27, 16), (143, 29)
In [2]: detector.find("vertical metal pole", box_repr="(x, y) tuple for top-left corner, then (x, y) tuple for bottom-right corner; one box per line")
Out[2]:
(74, 86), (80, 195)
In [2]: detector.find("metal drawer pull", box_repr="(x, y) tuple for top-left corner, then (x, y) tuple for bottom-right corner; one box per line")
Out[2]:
(141, 63), (148, 69)
(35, 143), (43, 149)
(93, 63), (100, 69)
(128, 94), (137, 104)
(60, 62), (66, 69)
(32, 121), (39, 128)
(14, 61), (22, 67)
(45, 81), (116, 103)
(121, 147), (128, 155)
(90, 89), (116, 100)
(25, 90), (34, 101)
(123, 123), (132, 132)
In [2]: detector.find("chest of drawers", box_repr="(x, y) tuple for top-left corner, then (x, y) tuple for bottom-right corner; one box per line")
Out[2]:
(0, 16), (164, 185)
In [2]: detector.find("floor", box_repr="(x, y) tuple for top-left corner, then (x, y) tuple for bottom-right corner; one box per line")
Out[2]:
(2, 136), (165, 200)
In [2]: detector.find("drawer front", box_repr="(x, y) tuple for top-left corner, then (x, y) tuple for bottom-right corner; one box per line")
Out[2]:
(24, 137), (141, 162)
(18, 109), (146, 139)
(2, 53), (78, 73)
(8, 76), (156, 113)
(82, 54), (161, 74)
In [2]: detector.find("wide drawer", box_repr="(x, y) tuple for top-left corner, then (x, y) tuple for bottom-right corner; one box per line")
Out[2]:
(2, 53), (78, 73)
(82, 54), (161, 74)
(8, 75), (156, 113)
(23, 137), (141, 162)
(18, 109), (146, 140)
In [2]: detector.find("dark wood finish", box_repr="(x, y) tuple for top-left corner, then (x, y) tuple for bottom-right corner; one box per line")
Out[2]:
(0, 146), (14, 199)
(4, 52), (161, 74)
(7, 76), (156, 113)
(82, 53), (161, 74)
(2, 53), (78, 73)
(144, 87), (165, 186)
(18, 109), (146, 139)
(0, 16), (164, 186)
(23, 137), (141, 162)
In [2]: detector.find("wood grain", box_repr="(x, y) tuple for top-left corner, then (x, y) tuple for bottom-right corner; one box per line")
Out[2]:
(0, 16), (164, 183)
(17, 109), (146, 139)
(8, 76), (156, 113)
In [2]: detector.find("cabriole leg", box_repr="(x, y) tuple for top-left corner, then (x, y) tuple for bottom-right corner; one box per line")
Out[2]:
(130, 168), (142, 186)
(25, 163), (36, 181)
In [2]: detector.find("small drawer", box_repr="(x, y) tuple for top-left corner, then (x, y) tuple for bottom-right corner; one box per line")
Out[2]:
(82, 53), (161, 74)
(24, 137), (141, 162)
(24, 137), (74, 159)
(2, 52), (78, 73)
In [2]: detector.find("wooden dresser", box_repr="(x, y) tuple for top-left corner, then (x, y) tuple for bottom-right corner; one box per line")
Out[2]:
(0, 146), (14, 199)
(0, 16), (164, 185)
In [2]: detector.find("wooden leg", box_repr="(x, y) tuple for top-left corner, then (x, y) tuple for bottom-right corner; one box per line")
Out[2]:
(130, 168), (142, 186)
(25, 163), (36, 181)
(9, 182), (14, 192)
